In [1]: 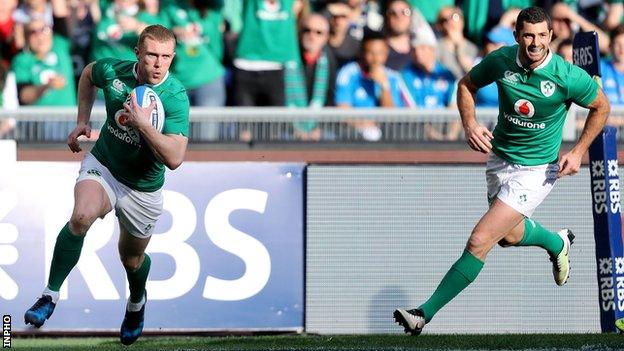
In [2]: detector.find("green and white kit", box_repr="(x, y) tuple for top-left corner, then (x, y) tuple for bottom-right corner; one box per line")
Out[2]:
(470, 46), (599, 215)
(79, 58), (189, 236)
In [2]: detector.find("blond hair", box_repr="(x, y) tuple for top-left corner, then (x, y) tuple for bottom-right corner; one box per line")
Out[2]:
(137, 24), (176, 51)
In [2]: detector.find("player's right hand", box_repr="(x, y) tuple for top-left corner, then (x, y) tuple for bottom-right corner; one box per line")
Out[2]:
(67, 123), (91, 153)
(464, 123), (493, 154)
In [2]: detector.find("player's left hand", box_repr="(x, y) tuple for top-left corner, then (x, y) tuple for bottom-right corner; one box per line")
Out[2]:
(557, 151), (583, 178)
(122, 92), (155, 130)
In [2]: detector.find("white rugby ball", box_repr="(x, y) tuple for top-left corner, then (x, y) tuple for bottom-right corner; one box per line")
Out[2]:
(133, 85), (165, 133)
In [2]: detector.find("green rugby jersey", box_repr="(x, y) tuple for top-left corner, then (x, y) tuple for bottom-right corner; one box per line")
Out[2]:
(90, 58), (189, 192)
(236, 0), (297, 63)
(12, 35), (76, 106)
(469, 45), (598, 166)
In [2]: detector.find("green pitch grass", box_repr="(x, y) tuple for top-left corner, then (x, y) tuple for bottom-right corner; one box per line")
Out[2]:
(9, 334), (624, 350)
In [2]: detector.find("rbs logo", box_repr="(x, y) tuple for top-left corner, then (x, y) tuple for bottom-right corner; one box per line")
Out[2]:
(0, 189), (272, 302)
(591, 160), (621, 215)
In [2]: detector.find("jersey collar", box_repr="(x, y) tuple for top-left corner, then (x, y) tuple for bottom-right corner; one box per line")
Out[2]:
(515, 48), (553, 71)
(132, 63), (170, 87)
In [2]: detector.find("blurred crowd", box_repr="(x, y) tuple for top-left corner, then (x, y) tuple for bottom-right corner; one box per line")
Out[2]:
(0, 0), (623, 141)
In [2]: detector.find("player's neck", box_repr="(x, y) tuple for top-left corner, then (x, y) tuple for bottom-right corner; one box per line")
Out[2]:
(518, 50), (549, 71)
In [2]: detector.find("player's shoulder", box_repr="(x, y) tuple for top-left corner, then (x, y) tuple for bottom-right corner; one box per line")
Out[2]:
(10, 50), (33, 66)
(486, 44), (518, 61)
(94, 58), (135, 74)
(159, 73), (189, 104)
(548, 53), (590, 79)
(336, 62), (361, 85)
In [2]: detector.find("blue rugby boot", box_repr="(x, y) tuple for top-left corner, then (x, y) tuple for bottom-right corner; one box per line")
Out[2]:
(24, 295), (56, 328)
(120, 291), (146, 345)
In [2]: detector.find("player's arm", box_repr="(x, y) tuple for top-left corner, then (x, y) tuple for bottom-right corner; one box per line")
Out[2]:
(457, 74), (493, 153)
(123, 93), (187, 170)
(139, 128), (188, 170)
(558, 89), (610, 177)
(68, 62), (98, 153)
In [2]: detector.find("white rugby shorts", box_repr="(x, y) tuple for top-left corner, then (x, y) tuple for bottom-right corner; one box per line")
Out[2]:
(76, 153), (163, 238)
(486, 153), (558, 217)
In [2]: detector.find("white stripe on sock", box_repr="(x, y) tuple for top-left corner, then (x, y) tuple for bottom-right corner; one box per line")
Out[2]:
(42, 287), (60, 304)
(127, 293), (146, 312)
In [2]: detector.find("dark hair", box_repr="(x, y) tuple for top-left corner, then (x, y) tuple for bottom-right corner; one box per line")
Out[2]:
(362, 28), (386, 45)
(138, 24), (176, 51)
(515, 6), (551, 33)
(610, 24), (624, 42)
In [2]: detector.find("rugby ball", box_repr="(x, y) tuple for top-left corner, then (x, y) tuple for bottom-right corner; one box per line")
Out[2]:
(133, 85), (165, 133)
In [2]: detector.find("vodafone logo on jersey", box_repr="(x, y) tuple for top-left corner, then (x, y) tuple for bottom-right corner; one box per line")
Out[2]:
(514, 99), (535, 118)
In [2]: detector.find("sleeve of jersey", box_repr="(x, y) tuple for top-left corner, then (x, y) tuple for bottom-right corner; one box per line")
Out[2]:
(388, 72), (406, 107)
(566, 65), (599, 108)
(468, 52), (497, 88)
(334, 66), (354, 105)
(162, 91), (190, 137)
(91, 58), (118, 89)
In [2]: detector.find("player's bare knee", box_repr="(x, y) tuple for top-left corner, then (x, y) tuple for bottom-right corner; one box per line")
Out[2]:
(120, 255), (142, 272)
(69, 212), (97, 235)
(467, 231), (495, 252)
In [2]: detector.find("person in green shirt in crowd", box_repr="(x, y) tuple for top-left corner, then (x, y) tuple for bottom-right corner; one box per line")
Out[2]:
(167, 0), (225, 140)
(24, 24), (190, 346)
(394, 6), (614, 335)
(12, 18), (76, 140)
(91, 0), (169, 62)
(460, 0), (531, 45)
(233, 0), (298, 107)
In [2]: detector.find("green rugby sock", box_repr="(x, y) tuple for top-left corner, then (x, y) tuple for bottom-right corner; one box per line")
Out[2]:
(126, 254), (151, 304)
(515, 218), (563, 256)
(419, 250), (483, 322)
(47, 223), (84, 292)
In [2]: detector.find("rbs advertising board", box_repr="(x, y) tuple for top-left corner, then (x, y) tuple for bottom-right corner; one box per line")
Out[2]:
(0, 162), (304, 331)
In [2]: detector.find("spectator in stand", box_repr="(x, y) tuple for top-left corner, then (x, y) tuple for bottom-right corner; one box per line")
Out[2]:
(12, 18), (76, 140)
(0, 0), (19, 67)
(601, 25), (624, 108)
(385, 0), (434, 71)
(406, 0), (452, 26)
(67, 0), (101, 85)
(12, 0), (56, 50)
(294, 0), (312, 25)
(291, 13), (337, 140)
(435, 6), (478, 80)
(347, 0), (384, 37)
(384, 0), (413, 71)
(335, 30), (408, 141)
(459, 0), (530, 46)
(474, 25), (516, 108)
(233, 0), (298, 107)
(556, 38), (573, 64)
(550, 2), (610, 55)
(401, 31), (458, 140)
(168, 0), (225, 107)
(91, 0), (167, 62)
(327, 0), (361, 68)
(167, 0), (225, 140)
(604, 0), (623, 32)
